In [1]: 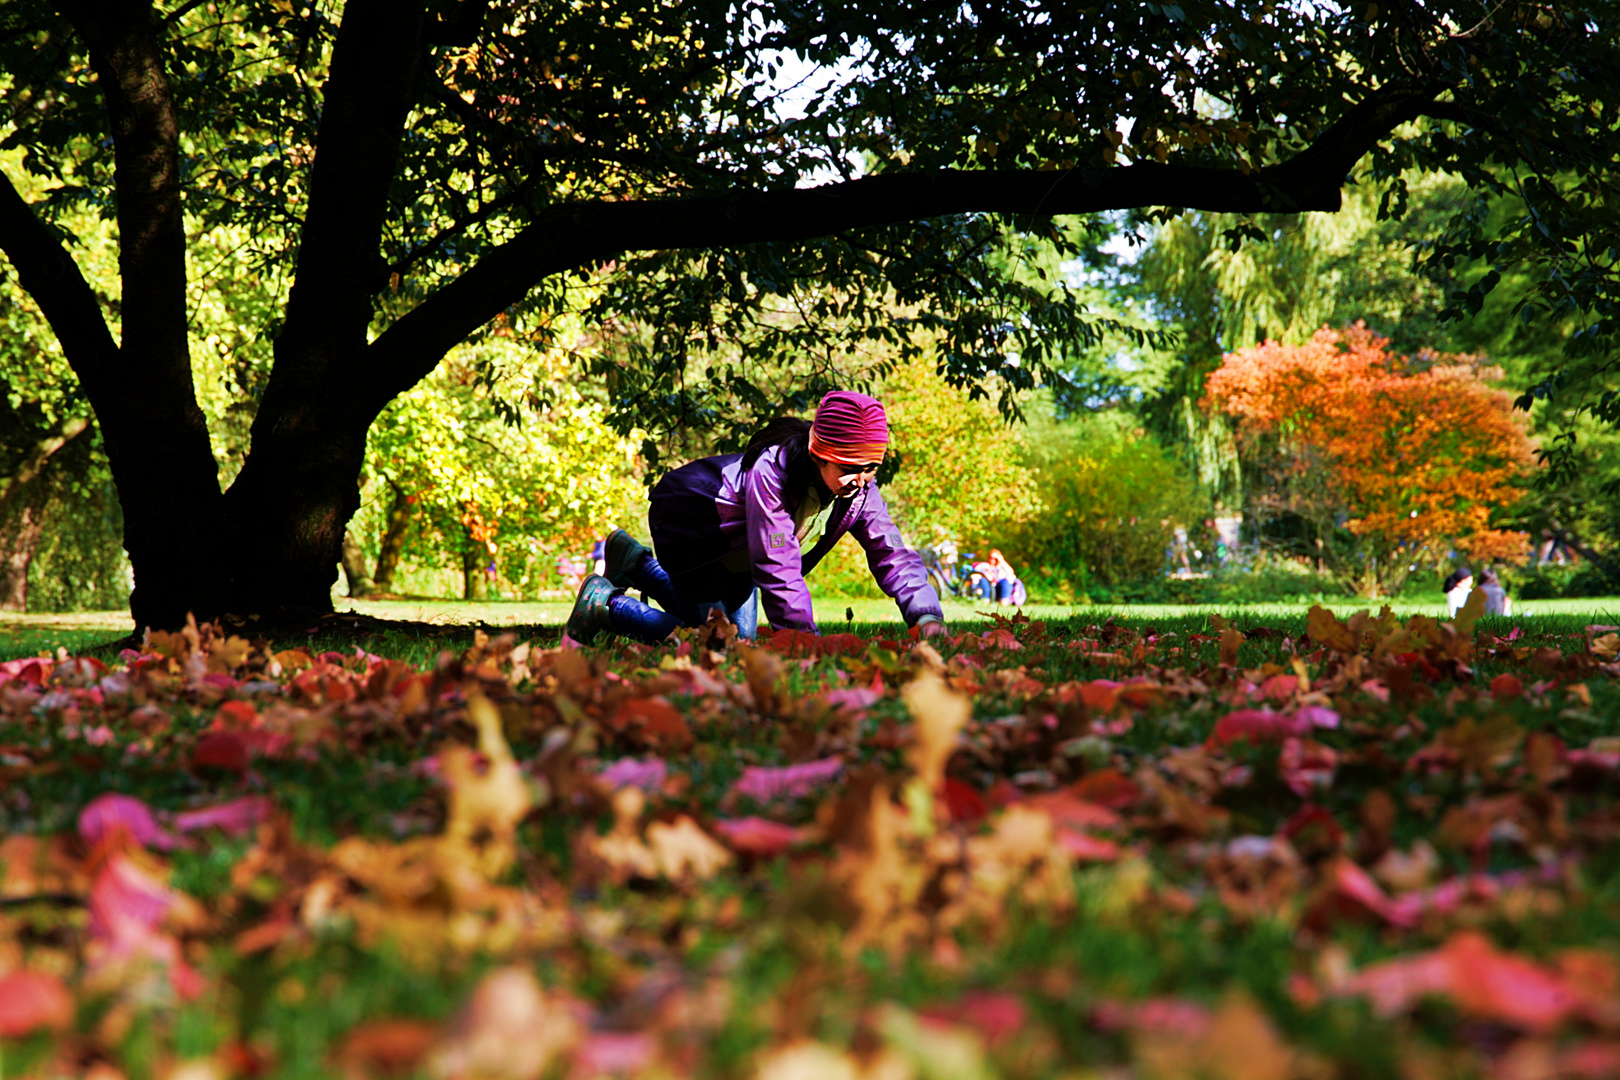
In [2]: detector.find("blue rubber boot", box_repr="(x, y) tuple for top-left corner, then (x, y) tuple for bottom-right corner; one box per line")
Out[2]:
(564, 574), (618, 645)
(603, 529), (654, 588)
(621, 548), (683, 614)
(608, 593), (681, 643)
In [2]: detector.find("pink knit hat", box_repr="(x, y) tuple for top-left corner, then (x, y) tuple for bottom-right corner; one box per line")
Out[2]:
(809, 390), (890, 466)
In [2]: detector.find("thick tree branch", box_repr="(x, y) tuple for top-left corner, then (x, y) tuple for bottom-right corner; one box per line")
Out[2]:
(363, 82), (1444, 409)
(270, 0), (426, 388)
(0, 414), (92, 511)
(0, 171), (121, 392)
(60, 0), (193, 390)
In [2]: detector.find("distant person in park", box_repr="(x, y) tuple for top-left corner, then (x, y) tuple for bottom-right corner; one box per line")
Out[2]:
(1478, 567), (1513, 616)
(566, 391), (946, 644)
(986, 549), (1025, 606)
(1443, 566), (1474, 618)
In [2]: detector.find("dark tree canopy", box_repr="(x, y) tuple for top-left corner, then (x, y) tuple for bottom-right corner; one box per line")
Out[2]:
(0, 0), (1614, 628)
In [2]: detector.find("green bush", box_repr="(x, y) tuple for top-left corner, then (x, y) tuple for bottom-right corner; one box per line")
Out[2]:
(1510, 562), (1620, 599)
(28, 474), (132, 612)
(1007, 431), (1207, 595)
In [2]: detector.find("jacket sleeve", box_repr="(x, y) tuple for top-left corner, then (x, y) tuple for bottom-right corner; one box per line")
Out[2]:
(745, 448), (818, 633)
(849, 484), (945, 627)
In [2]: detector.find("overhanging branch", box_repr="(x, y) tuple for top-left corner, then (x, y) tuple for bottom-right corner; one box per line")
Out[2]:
(0, 170), (120, 394)
(362, 81), (1445, 409)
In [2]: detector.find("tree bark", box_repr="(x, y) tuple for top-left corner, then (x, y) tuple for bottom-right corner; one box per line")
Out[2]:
(0, 415), (94, 612)
(341, 528), (375, 598)
(198, 0), (427, 625)
(461, 546), (488, 601)
(0, 501), (45, 612)
(372, 478), (413, 595)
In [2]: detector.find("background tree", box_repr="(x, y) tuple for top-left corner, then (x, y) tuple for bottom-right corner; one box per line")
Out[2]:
(1206, 325), (1534, 596)
(0, 0), (1613, 627)
(354, 332), (643, 600)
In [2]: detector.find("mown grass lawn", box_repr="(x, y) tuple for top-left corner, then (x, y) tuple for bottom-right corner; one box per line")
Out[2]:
(3, 599), (1620, 1079)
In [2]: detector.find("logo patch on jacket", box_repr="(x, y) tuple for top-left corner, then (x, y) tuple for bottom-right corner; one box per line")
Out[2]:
(770, 532), (788, 548)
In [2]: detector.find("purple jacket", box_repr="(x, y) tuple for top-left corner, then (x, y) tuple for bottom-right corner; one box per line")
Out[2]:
(648, 443), (944, 632)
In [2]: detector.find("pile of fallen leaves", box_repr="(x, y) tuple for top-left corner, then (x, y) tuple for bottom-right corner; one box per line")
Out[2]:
(5, 594), (1620, 1079)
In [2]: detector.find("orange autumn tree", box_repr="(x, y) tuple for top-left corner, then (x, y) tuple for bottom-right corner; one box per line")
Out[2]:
(1205, 324), (1533, 597)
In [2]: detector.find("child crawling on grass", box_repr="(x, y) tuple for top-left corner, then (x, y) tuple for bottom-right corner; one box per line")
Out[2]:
(565, 391), (946, 645)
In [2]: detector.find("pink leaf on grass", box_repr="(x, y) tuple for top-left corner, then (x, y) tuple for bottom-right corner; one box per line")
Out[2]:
(1342, 931), (1580, 1031)
(87, 852), (206, 999)
(573, 1031), (655, 1077)
(714, 817), (802, 857)
(920, 991), (1027, 1045)
(597, 758), (668, 793)
(173, 796), (274, 835)
(1056, 830), (1121, 862)
(78, 793), (181, 851)
(731, 757), (843, 802)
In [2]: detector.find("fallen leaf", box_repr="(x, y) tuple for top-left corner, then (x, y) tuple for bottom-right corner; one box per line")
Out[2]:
(427, 968), (581, 1080)
(0, 970), (74, 1037)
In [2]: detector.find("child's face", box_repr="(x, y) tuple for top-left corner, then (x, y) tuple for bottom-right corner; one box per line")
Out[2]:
(817, 457), (880, 497)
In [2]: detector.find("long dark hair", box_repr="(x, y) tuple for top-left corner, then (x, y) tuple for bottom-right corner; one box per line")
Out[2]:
(740, 416), (819, 493)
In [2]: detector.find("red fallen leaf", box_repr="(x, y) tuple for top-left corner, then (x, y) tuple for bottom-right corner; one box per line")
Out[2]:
(1070, 769), (1143, 810)
(192, 731), (251, 775)
(818, 633), (867, 656)
(611, 696), (690, 742)
(942, 778), (988, 824)
(1344, 931), (1581, 1031)
(79, 792), (182, 851)
(1056, 830), (1121, 861)
(575, 1032), (656, 1076)
(919, 991), (1027, 1046)
(1280, 737), (1339, 797)
(0, 657), (51, 688)
(333, 1018), (440, 1077)
(1207, 709), (1301, 748)
(1490, 673), (1524, 700)
(766, 628), (823, 657)
(713, 817), (801, 857)
(1316, 856), (1414, 929)
(1025, 789), (1123, 831)
(1118, 683), (1164, 708)
(979, 628), (1023, 651)
(985, 779), (1022, 808)
(173, 795), (273, 836)
(0, 970), (74, 1037)
(214, 699), (260, 729)
(1257, 674), (1299, 701)
(1092, 997), (1212, 1036)
(1073, 679), (1122, 712)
